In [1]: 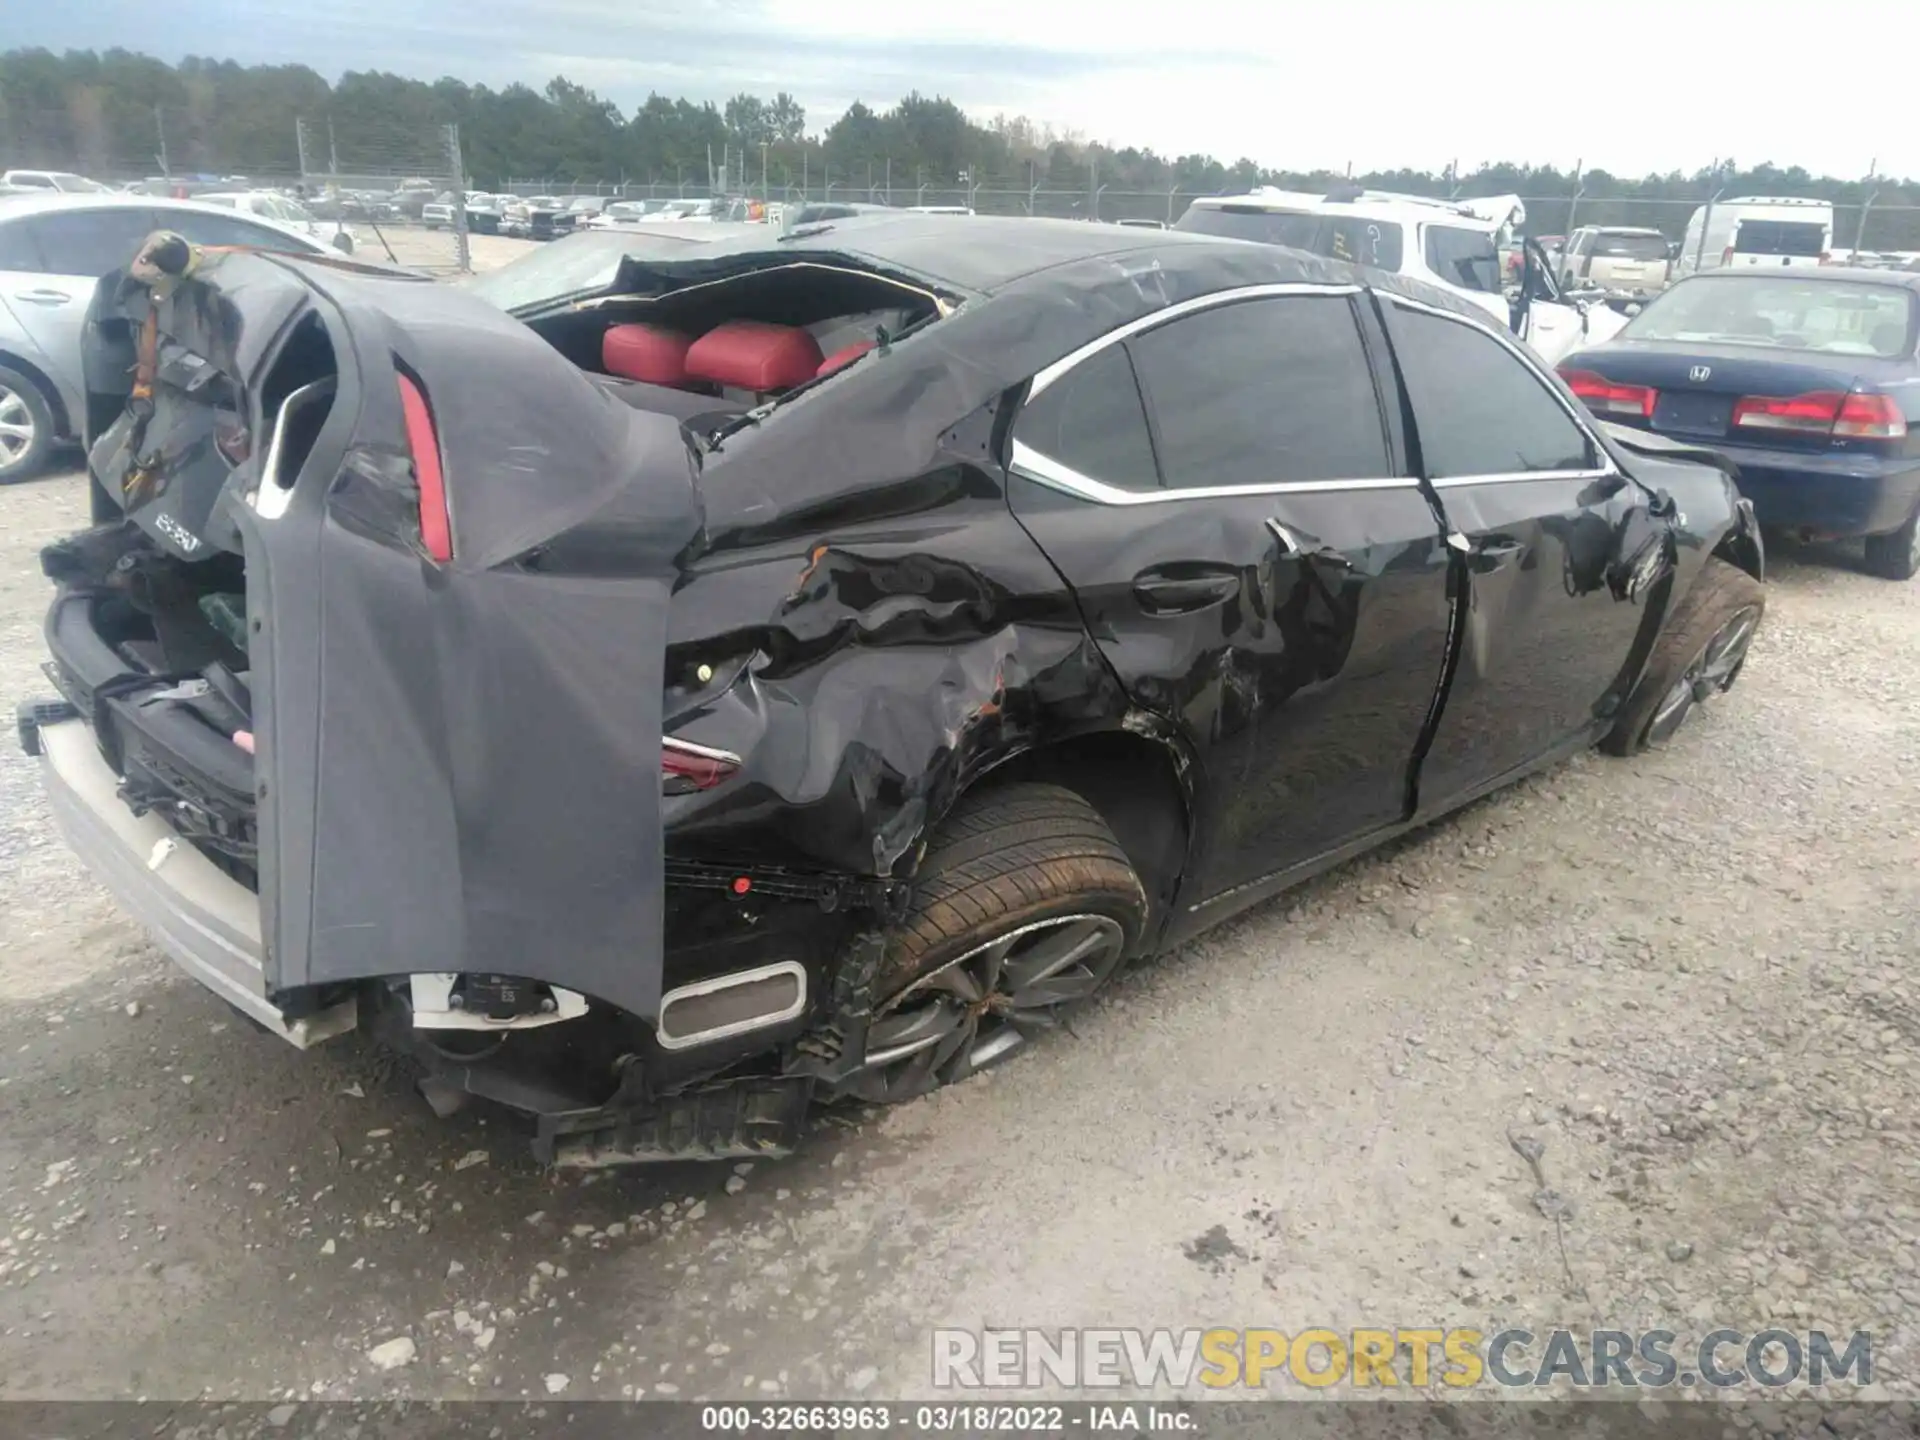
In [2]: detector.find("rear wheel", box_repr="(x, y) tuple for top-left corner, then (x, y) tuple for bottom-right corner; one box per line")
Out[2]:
(0, 366), (56, 484)
(1602, 557), (1764, 757)
(1862, 508), (1920, 581)
(847, 783), (1145, 1104)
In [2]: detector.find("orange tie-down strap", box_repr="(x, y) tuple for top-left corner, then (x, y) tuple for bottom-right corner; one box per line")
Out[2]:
(122, 235), (305, 505)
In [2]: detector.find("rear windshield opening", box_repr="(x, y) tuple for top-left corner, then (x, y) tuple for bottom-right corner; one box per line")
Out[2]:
(528, 260), (948, 422)
(1174, 206), (1405, 271)
(1734, 220), (1827, 257)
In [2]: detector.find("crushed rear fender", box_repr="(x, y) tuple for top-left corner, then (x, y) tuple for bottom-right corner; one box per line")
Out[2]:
(92, 251), (702, 1021)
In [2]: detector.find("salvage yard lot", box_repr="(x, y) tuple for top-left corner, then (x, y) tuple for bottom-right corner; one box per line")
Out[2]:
(3, 469), (1919, 1395)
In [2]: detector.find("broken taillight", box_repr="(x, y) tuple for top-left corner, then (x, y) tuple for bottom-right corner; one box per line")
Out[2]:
(661, 737), (741, 795)
(395, 371), (452, 563)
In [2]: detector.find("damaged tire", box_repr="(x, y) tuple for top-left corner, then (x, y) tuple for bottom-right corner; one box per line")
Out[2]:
(849, 783), (1145, 1103)
(1602, 557), (1764, 757)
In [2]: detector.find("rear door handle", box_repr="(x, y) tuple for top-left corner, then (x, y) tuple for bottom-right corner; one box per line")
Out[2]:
(12, 288), (73, 306)
(1131, 567), (1240, 615)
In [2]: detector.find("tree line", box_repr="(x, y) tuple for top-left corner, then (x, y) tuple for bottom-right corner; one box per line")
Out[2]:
(2, 46), (1916, 232)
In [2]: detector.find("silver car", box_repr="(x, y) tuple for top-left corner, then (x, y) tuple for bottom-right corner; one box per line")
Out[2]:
(0, 192), (335, 482)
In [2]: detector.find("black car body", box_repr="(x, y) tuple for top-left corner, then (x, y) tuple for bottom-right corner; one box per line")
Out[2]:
(21, 217), (1765, 1165)
(1557, 268), (1920, 577)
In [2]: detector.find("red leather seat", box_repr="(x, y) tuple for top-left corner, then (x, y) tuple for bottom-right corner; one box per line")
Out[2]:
(603, 324), (694, 386)
(816, 340), (876, 377)
(685, 320), (824, 393)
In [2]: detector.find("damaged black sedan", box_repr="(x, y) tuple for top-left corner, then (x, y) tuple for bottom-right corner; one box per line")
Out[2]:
(19, 216), (1766, 1166)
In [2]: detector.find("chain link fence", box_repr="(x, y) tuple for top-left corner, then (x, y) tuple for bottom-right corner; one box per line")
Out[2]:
(0, 105), (474, 272)
(463, 175), (1920, 250)
(296, 116), (469, 273)
(7, 101), (1920, 261)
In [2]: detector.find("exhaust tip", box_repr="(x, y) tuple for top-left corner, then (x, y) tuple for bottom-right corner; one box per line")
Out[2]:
(656, 961), (807, 1050)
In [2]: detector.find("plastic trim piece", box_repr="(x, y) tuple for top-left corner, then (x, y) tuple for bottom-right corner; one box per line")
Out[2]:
(1008, 439), (1413, 507)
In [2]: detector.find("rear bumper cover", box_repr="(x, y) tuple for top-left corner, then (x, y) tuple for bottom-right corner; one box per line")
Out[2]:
(1725, 453), (1920, 539)
(30, 712), (354, 1047)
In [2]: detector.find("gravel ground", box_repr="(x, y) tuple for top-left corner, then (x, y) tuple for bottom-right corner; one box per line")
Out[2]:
(1, 460), (1917, 1415)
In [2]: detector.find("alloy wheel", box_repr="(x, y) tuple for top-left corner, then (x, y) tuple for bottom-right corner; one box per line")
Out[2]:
(0, 385), (36, 472)
(849, 913), (1128, 1103)
(1646, 604), (1760, 746)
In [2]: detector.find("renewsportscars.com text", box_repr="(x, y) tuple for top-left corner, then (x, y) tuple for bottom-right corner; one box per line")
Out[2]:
(931, 1327), (1873, 1390)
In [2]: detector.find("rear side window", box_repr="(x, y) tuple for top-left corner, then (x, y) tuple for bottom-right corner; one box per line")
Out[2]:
(1425, 225), (1501, 293)
(1129, 295), (1390, 488)
(1734, 220), (1826, 257)
(1388, 303), (1594, 477)
(13, 207), (158, 277)
(0, 218), (45, 271)
(1016, 344), (1159, 492)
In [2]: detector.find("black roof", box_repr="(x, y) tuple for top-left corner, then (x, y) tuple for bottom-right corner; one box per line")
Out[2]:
(685, 213), (1236, 295)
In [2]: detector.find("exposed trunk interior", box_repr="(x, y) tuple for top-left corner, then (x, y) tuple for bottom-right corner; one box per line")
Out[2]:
(43, 522), (260, 887)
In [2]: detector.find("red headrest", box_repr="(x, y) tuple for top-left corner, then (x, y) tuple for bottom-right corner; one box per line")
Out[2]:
(685, 320), (824, 392)
(816, 340), (876, 377)
(603, 324), (693, 386)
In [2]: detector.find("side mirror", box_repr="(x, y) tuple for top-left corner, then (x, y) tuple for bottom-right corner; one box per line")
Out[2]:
(1624, 302), (1644, 317)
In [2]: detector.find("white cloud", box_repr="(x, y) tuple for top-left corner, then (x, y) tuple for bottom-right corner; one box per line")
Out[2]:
(16, 0), (1919, 178)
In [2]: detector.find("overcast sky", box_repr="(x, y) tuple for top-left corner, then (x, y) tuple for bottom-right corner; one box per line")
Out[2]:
(19, 0), (1916, 180)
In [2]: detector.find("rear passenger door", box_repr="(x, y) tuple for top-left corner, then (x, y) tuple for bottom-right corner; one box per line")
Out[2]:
(1379, 295), (1663, 812)
(1006, 286), (1455, 914)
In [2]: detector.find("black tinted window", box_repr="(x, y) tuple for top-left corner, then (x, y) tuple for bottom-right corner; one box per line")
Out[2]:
(1389, 304), (1593, 477)
(162, 210), (308, 251)
(1129, 296), (1388, 489)
(15, 206), (156, 277)
(1017, 343), (1159, 491)
(1734, 220), (1825, 257)
(1425, 225), (1501, 292)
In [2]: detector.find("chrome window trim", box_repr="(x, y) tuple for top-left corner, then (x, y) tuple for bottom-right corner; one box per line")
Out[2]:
(1381, 292), (1624, 484)
(252, 379), (334, 521)
(1429, 467), (1616, 489)
(1009, 439), (1414, 507)
(1025, 281), (1364, 398)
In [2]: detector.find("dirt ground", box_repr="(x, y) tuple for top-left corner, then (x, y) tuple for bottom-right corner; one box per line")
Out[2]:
(2, 447), (1918, 1406)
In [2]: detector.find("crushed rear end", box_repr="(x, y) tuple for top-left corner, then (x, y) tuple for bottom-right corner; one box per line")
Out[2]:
(22, 248), (743, 1154)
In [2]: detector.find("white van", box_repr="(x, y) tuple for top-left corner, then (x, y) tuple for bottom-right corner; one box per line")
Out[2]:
(1674, 196), (1832, 277)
